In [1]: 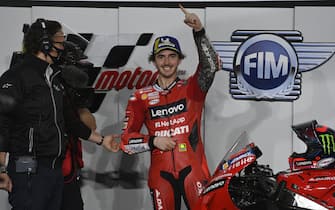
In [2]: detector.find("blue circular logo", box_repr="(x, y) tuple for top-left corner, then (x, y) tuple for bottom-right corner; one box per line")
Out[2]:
(241, 40), (291, 90)
(234, 34), (298, 96)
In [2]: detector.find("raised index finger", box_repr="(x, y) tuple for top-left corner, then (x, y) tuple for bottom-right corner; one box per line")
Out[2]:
(179, 4), (189, 15)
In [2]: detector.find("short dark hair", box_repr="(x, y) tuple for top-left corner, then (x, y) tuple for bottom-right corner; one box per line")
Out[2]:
(23, 19), (62, 54)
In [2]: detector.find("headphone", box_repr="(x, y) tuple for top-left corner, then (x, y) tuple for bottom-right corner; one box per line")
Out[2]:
(37, 18), (52, 54)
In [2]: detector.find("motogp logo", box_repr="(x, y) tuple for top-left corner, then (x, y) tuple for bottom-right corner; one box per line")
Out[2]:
(213, 30), (335, 101)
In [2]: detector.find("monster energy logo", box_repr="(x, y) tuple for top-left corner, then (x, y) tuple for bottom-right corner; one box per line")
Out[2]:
(319, 134), (335, 155)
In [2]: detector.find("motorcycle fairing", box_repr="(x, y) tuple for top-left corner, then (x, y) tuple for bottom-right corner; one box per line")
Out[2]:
(277, 168), (335, 210)
(196, 133), (264, 210)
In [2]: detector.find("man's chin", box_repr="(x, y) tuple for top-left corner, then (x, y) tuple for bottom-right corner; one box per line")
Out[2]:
(159, 71), (177, 79)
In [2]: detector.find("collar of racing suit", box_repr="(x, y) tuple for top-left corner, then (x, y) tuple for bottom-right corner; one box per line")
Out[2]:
(153, 77), (181, 92)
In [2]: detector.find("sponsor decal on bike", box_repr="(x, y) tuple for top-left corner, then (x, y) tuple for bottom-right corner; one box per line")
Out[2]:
(227, 155), (255, 171)
(213, 173), (233, 181)
(317, 157), (335, 168)
(318, 133), (335, 155)
(309, 176), (335, 182)
(230, 151), (254, 164)
(202, 180), (225, 195)
(294, 160), (313, 167)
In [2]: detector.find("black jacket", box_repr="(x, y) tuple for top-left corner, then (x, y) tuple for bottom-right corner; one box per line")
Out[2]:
(0, 54), (91, 159)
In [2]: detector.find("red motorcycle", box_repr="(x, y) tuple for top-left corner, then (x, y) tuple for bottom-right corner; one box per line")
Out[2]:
(196, 132), (277, 210)
(197, 120), (335, 210)
(276, 120), (335, 210)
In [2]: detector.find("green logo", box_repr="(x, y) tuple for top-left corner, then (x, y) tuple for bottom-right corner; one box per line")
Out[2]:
(318, 134), (335, 155)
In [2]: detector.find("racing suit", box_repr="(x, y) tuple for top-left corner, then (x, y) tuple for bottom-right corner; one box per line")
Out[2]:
(121, 29), (219, 210)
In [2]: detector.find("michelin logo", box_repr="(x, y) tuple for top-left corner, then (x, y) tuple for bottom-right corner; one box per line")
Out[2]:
(213, 30), (335, 101)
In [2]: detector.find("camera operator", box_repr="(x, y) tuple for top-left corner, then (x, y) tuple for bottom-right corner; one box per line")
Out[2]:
(59, 40), (102, 210)
(0, 18), (119, 210)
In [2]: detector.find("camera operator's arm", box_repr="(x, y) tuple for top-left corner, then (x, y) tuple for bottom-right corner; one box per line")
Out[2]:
(0, 152), (12, 192)
(86, 131), (120, 152)
(0, 70), (22, 152)
(63, 97), (119, 152)
(78, 108), (96, 130)
(77, 107), (119, 152)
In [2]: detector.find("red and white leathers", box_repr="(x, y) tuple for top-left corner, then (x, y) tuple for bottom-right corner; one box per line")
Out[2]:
(121, 29), (219, 210)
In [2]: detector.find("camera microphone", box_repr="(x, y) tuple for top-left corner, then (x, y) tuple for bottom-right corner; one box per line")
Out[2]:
(61, 65), (89, 88)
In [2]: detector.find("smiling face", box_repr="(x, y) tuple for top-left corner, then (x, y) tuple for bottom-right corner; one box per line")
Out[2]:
(153, 49), (181, 81)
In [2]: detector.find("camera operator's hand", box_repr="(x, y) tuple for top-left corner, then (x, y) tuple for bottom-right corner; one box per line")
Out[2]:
(88, 131), (119, 152)
(0, 173), (12, 192)
(102, 134), (120, 152)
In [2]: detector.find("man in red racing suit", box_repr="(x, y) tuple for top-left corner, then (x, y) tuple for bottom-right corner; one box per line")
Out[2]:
(121, 5), (220, 210)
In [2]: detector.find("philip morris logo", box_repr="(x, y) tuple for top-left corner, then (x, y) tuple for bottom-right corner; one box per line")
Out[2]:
(213, 30), (335, 101)
(149, 98), (187, 120)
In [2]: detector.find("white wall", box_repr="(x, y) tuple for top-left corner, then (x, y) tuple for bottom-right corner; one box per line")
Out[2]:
(0, 5), (335, 210)
(205, 7), (294, 173)
(0, 7), (31, 71)
(293, 6), (335, 153)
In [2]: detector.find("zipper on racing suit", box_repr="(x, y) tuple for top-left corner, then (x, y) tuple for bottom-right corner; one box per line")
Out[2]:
(162, 91), (177, 173)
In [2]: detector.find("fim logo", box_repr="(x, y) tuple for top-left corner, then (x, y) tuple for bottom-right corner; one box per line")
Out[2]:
(213, 30), (335, 101)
